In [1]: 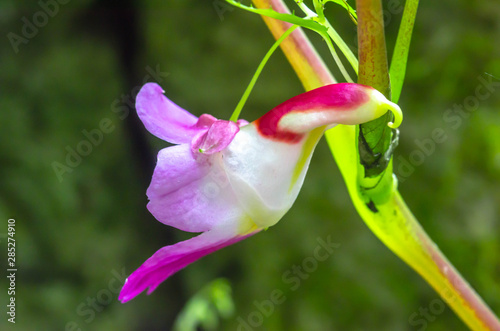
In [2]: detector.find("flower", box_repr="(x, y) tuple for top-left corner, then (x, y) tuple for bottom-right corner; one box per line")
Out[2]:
(119, 82), (401, 303)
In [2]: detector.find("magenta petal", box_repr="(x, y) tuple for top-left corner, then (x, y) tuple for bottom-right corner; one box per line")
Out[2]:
(146, 144), (244, 233)
(136, 83), (200, 144)
(191, 120), (240, 155)
(119, 225), (259, 303)
(146, 144), (208, 201)
(236, 119), (249, 127)
(194, 114), (217, 129)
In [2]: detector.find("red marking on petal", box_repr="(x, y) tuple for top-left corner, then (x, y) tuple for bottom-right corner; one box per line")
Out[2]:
(254, 117), (305, 144)
(256, 83), (371, 143)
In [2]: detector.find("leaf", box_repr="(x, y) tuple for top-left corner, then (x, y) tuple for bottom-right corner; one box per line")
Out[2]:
(389, 0), (419, 104)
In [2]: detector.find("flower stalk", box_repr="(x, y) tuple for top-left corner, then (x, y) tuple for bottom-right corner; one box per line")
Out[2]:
(251, 0), (500, 329)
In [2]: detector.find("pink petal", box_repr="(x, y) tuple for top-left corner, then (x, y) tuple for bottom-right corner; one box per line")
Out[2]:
(119, 224), (260, 303)
(146, 144), (245, 233)
(146, 144), (207, 200)
(136, 83), (200, 144)
(236, 119), (249, 127)
(194, 114), (217, 129)
(191, 120), (240, 155)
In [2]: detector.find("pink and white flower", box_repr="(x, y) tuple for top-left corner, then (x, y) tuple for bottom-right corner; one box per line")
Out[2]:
(119, 82), (401, 303)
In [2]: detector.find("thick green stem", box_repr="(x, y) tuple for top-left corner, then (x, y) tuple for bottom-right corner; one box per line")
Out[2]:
(356, 0), (395, 185)
(356, 0), (390, 96)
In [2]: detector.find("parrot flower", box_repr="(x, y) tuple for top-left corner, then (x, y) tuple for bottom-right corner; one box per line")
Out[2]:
(119, 82), (402, 303)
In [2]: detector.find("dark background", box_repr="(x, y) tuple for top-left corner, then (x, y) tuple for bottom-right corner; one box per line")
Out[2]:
(0, 0), (499, 330)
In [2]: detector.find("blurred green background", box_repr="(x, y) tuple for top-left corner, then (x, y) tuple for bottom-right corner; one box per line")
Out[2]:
(1, 0), (499, 330)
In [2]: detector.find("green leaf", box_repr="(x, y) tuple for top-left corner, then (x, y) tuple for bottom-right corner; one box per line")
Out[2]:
(389, 0), (419, 103)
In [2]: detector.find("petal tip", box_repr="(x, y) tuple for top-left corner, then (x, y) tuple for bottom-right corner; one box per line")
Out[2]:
(140, 82), (164, 95)
(135, 83), (199, 144)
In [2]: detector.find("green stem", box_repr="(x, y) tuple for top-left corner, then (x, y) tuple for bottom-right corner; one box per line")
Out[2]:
(295, 0), (318, 18)
(226, 0), (358, 82)
(298, 0), (359, 78)
(325, 21), (359, 75)
(318, 30), (354, 82)
(230, 25), (298, 122)
(356, 0), (394, 191)
(252, 0), (335, 90)
(356, 0), (390, 95)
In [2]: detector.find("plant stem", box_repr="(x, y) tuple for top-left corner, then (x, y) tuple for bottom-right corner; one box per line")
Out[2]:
(318, 29), (354, 82)
(324, 21), (359, 75)
(356, 0), (390, 96)
(356, 0), (394, 181)
(230, 25), (298, 122)
(252, 0), (335, 90)
(251, 0), (500, 329)
(393, 193), (500, 331)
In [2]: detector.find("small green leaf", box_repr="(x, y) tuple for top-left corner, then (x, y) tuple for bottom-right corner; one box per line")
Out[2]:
(389, 0), (419, 103)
